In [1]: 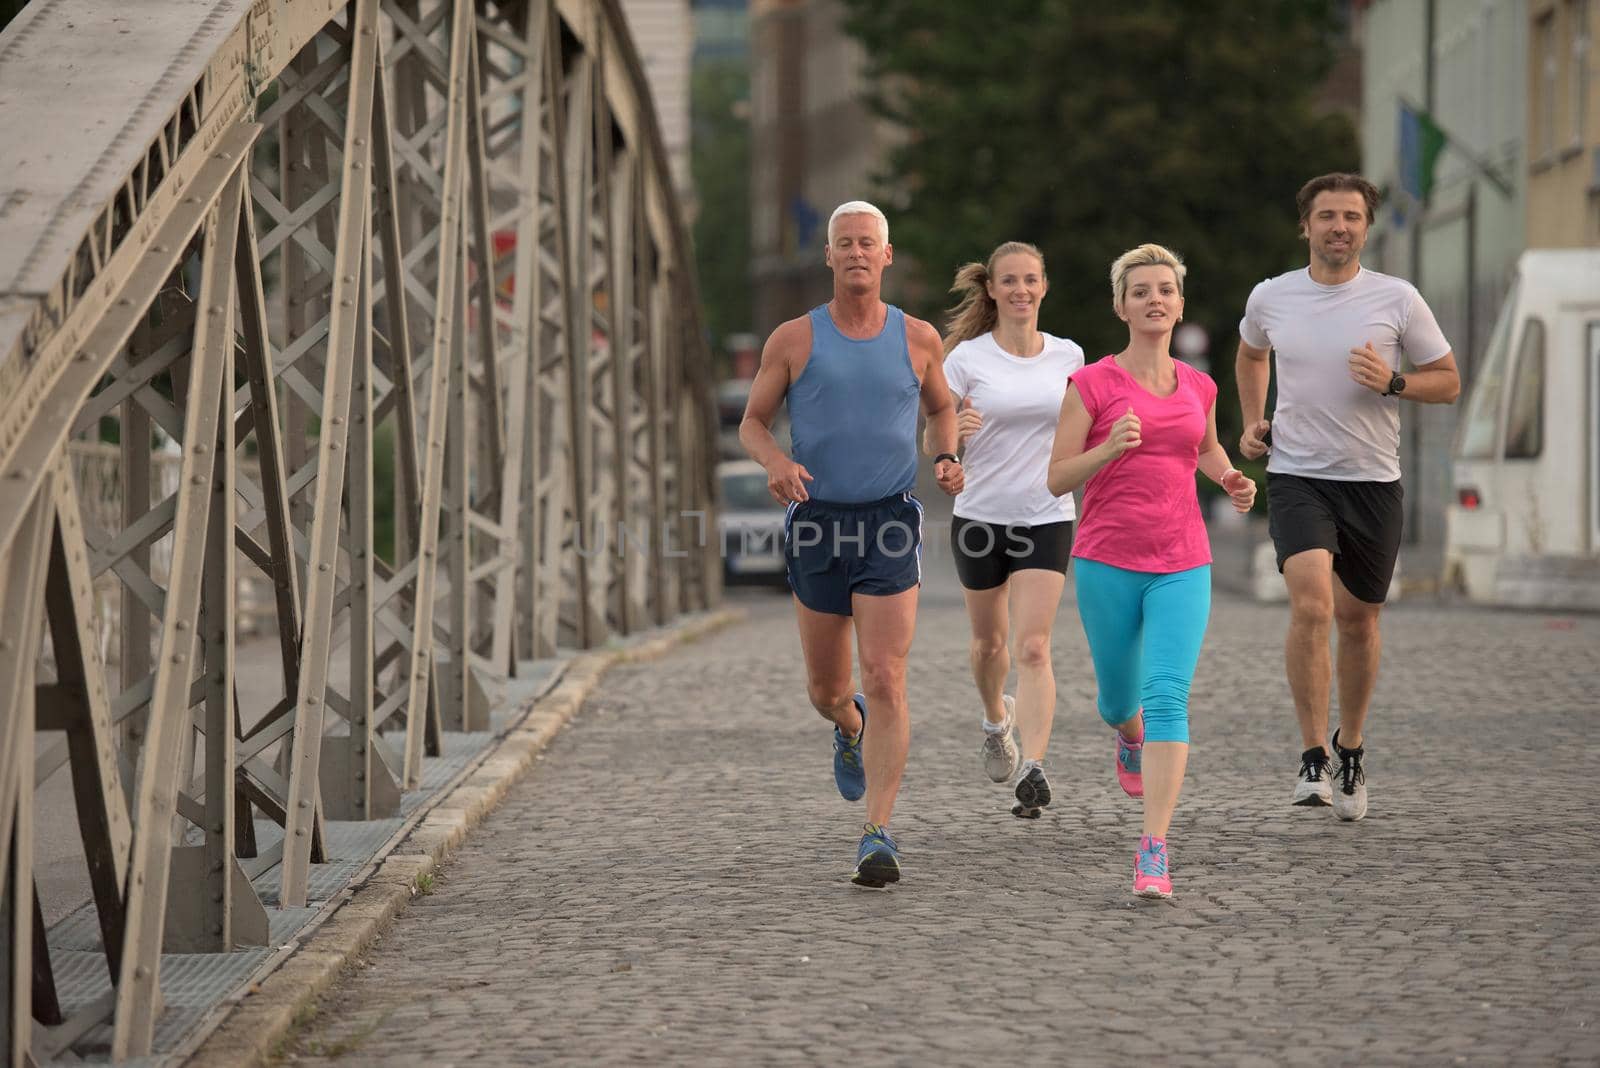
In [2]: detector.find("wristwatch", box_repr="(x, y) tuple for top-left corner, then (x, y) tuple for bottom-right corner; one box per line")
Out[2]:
(1382, 372), (1406, 397)
(934, 452), (961, 466)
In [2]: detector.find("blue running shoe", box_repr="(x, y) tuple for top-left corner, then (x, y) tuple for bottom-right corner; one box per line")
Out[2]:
(832, 693), (867, 801)
(851, 822), (900, 888)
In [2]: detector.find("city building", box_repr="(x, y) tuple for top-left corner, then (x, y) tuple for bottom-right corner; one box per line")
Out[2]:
(1359, 0), (1528, 555)
(1526, 0), (1599, 245)
(748, 0), (902, 335)
(622, 0), (694, 205)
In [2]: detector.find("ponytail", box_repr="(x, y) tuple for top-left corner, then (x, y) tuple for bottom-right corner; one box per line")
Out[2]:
(943, 261), (996, 354)
(942, 241), (1046, 355)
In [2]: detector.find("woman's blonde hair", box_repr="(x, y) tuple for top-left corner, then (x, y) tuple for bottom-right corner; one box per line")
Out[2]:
(1109, 243), (1187, 311)
(942, 241), (1046, 354)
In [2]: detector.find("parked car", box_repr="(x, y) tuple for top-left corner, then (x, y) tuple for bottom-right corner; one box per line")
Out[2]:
(718, 459), (788, 588)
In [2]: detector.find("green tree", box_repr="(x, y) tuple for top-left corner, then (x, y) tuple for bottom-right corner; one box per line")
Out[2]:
(690, 58), (753, 370)
(839, 0), (1357, 447)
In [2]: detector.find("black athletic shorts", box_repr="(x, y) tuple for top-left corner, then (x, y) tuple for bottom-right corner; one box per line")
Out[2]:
(1267, 472), (1403, 604)
(785, 493), (923, 616)
(950, 517), (1074, 591)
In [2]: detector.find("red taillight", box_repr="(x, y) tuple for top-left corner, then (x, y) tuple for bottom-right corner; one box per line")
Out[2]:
(1458, 487), (1481, 510)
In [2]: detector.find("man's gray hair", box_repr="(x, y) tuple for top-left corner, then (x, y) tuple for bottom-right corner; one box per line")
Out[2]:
(827, 200), (889, 244)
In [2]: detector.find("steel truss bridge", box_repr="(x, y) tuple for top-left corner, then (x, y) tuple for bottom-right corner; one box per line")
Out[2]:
(0, 0), (718, 1059)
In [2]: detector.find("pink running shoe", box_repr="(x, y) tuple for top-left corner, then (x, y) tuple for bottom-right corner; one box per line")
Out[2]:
(1133, 835), (1172, 898)
(1116, 718), (1144, 798)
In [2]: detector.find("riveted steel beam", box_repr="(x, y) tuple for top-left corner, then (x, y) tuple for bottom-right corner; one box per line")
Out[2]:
(1, 0), (717, 1055)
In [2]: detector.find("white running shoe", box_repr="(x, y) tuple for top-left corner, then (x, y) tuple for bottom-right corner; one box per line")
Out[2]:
(1330, 729), (1367, 821)
(1292, 746), (1333, 806)
(980, 695), (1020, 783)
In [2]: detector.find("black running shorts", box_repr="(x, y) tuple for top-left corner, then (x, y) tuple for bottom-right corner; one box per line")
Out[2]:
(1266, 473), (1403, 604)
(950, 517), (1074, 592)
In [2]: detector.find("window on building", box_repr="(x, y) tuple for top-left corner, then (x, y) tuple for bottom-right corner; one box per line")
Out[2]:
(1504, 318), (1547, 460)
(1537, 10), (1558, 160)
(1591, 148), (1600, 244)
(1573, 0), (1592, 150)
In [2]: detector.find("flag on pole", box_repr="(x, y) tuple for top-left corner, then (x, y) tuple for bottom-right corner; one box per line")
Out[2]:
(1399, 102), (1448, 203)
(790, 196), (821, 249)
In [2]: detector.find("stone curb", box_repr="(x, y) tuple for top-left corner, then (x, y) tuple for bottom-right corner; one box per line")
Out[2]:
(182, 608), (741, 1067)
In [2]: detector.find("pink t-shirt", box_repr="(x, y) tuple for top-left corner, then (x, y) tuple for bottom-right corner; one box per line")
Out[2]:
(1069, 355), (1217, 574)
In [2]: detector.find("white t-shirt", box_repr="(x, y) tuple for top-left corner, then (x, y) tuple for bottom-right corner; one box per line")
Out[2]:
(1239, 267), (1451, 483)
(943, 331), (1084, 525)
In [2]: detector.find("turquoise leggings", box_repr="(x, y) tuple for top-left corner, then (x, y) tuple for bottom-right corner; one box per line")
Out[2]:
(1073, 559), (1211, 744)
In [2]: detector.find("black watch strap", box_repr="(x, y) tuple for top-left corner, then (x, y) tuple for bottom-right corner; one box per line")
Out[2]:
(934, 452), (960, 465)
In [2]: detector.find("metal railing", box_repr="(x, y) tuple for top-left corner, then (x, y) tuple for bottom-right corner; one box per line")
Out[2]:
(0, 0), (718, 1059)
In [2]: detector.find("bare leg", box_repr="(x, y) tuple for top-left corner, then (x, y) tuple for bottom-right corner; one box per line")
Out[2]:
(1332, 575), (1382, 748)
(793, 597), (860, 737)
(961, 581), (1009, 724)
(1282, 550), (1335, 750)
(1007, 569), (1067, 762)
(852, 586), (918, 828)
(1141, 742), (1189, 839)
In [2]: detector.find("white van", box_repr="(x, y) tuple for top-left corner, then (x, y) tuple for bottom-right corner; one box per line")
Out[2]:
(1445, 249), (1600, 609)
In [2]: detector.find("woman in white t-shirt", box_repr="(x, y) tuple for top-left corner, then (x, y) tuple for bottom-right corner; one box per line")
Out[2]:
(931, 241), (1085, 818)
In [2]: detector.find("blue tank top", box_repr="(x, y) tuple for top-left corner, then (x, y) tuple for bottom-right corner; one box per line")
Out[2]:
(788, 304), (920, 503)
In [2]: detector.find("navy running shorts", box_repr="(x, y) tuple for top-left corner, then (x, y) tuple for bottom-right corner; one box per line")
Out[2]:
(784, 492), (924, 616)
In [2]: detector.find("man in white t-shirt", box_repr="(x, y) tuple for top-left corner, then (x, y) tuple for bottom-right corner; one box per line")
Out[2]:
(1235, 172), (1461, 822)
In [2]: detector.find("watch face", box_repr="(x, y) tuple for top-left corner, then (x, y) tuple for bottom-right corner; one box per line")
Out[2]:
(1393, 374), (1406, 392)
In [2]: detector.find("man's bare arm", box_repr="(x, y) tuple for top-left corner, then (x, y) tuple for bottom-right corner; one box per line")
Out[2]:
(909, 317), (963, 496)
(739, 319), (817, 503)
(1348, 343), (1461, 404)
(1401, 350), (1462, 404)
(739, 320), (801, 470)
(911, 320), (957, 457)
(1235, 339), (1273, 459)
(1401, 350), (1465, 404)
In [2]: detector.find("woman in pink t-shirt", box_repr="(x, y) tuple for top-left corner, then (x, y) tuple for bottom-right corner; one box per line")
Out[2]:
(1046, 243), (1257, 899)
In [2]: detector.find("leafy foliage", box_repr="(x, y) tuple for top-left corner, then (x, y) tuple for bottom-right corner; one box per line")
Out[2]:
(838, 0), (1358, 442)
(690, 58), (753, 370)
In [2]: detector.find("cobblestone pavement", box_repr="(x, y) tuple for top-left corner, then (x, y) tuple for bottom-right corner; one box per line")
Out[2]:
(278, 521), (1600, 1066)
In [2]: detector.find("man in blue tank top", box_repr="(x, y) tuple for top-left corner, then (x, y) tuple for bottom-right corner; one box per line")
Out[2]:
(740, 201), (963, 888)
